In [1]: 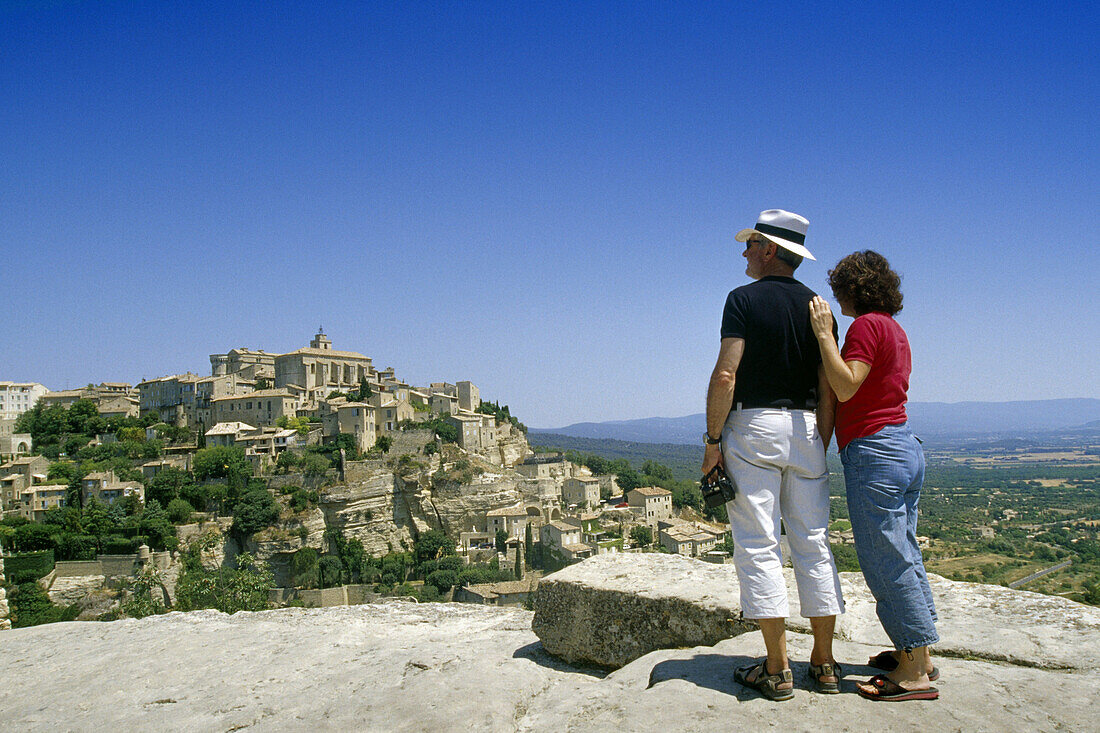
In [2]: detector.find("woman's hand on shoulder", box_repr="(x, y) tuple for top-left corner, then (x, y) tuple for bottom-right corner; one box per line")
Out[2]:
(809, 296), (835, 341)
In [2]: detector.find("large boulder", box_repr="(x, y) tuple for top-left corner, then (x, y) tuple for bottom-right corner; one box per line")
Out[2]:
(533, 553), (1100, 671)
(532, 553), (750, 669)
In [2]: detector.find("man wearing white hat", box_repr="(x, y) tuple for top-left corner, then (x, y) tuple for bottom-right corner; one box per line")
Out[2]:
(701, 209), (844, 700)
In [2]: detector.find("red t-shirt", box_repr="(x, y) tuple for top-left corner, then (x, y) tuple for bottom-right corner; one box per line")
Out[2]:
(835, 312), (911, 449)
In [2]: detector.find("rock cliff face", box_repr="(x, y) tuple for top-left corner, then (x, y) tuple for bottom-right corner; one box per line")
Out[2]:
(1, 556), (1098, 732)
(240, 435), (531, 584)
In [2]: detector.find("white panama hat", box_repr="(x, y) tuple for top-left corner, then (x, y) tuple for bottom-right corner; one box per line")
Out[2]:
(735, 209), (815, 261)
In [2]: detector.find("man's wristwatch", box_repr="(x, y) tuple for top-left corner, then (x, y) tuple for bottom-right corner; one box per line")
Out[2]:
(704, 432), (722, 445)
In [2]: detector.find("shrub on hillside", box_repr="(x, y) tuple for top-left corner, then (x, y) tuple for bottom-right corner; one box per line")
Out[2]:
(166, 498), (194, 524)
(232, 489), (280, 537)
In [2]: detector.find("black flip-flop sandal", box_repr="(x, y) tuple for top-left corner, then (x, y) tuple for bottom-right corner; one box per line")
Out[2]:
(857, 674), (939, 702)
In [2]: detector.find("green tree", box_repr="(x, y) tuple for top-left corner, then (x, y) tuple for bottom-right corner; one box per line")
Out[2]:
(514, 545), (523, 580)
(629, 525), (653, 547)
(193, 446), (251, 483)
(52, 532), (97, 561)
(616, 467), (642, 492)
(426, 568), (459, 593)
(232, 489), (280, 537)
(290, 547), (321, 588)
(145, 467), (194, 506)
(8, 582), (80, 627)
(524, 522), (534, 569)
(175, 542), (273, 614)
(299, 452), (330, 477)
(374, 435), (393, 454)
(318, 555), (345, 588)
(12, 522), (54, 552)
(121, 564), (167, 618)
(139, 499), (178, 551)
(333, 433), (358, 458)
(354, 377), (372, 401)
(414, 529), (456, 565)
(166, 498), (194, 524)
(495, 529), (508, 555)
(275, 450), (300, 473)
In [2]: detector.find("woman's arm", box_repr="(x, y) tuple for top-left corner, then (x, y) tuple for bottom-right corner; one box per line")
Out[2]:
(809, 296), (871, 402)
(815, 364), (837, 449)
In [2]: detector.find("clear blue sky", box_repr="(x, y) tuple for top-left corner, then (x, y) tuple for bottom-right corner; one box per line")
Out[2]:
(2, 1), (1097, 427)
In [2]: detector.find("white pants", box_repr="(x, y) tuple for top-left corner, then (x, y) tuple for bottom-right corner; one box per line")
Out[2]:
(722, 407), (844, 619)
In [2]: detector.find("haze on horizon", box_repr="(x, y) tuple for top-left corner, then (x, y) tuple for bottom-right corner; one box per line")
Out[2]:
(2, 1), (1097, 428)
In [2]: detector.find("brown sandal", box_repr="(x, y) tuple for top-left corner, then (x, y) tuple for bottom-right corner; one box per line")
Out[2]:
(808, 661), (841, 694)
(857, 674), (939, 701)
(734, 661), (794, 701)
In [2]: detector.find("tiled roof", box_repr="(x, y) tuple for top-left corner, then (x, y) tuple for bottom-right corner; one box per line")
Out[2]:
(631, 486), (672, 496)
(280, 347), (372, 360)
(486, 506), (527, 517)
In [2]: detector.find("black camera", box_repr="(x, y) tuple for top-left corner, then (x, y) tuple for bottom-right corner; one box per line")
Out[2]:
(701, 464), (737, 509)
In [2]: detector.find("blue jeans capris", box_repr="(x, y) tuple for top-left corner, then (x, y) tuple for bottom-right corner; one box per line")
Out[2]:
(841, 421), (939, 650)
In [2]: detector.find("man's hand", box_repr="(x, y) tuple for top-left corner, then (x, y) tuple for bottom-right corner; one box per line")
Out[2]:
(809, 296), (834, 342)
(701, 442), (723, 475)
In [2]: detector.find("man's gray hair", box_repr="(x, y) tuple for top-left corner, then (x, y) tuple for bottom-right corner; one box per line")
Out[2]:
(775, 246), (803, 270)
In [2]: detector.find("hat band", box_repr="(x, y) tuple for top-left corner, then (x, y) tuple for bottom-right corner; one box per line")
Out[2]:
(755, 222), (805, 246)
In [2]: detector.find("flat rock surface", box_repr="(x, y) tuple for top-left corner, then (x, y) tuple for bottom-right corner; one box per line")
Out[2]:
(534, 553), (1100, 670)
(0, 601), (1096, 732)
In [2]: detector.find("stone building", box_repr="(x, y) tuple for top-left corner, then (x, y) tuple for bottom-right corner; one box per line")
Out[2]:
(515, 453), (575, 481)
(658, 523), (721, 557)
(429, 391), (460, 417)
(210, 348), (280, 381)
(39, 383), (140, 419)
(211, 389), (301, 428)
(82, 470), (144, 506)
(137, 373), (201, 425)
(0, 455), (50, 511)
(540, 520), (592, 561)
(138, 372), (253, 427)
(486, 505), (528, 540)
(370, 397), (414, 434)
(562, 477), (601, 512)
(446, 412), (484, 451)
(456, 381), (480, 412)
(0, 419), (31, 460)
(336, 402), (377, 453)
(193, 375), (254, 429)
(275, 330), (376, 402)
(204, 421), (258, 448)
(0, 382), (48, 420)
(16, 483), (69, 521)
(628, 486), (673, 522)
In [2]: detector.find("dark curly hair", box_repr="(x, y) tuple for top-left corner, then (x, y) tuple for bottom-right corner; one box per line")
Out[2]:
(827, 250), (904, 316)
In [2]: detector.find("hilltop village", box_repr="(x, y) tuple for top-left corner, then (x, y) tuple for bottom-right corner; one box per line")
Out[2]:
(0, 331), (728, 625)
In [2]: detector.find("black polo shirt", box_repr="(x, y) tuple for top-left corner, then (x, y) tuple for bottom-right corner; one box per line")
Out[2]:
(720, 275), (836, 409)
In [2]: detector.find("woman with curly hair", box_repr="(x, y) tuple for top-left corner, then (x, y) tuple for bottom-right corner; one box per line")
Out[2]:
(808, 250), (940, 702)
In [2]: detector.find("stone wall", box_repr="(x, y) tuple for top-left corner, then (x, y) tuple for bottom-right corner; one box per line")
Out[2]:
(53, 561), (105, 577)
(54, 552), (173, 579)
(268, 584), (379, 607)
(298, 587), (349, 607)
(0, 546), (9, 630)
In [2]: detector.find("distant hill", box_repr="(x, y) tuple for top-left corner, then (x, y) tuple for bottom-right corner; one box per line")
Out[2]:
(531, 398), (1100, 445)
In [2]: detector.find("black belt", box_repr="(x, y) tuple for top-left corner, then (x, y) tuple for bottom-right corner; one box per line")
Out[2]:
(735, 401), (815, 411)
